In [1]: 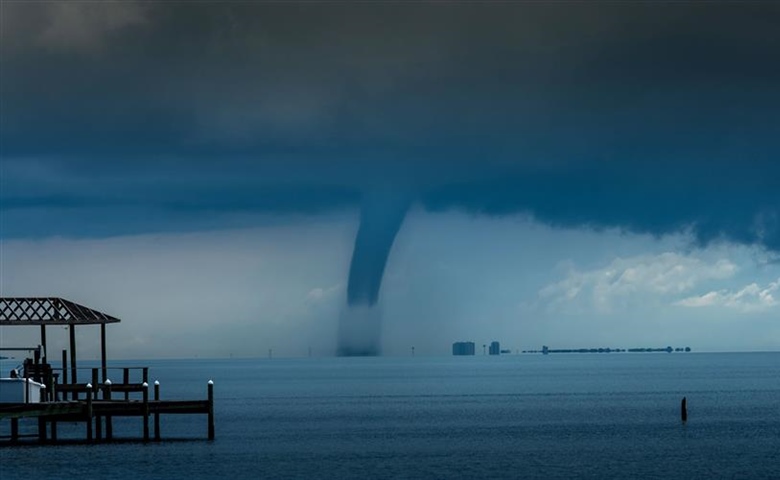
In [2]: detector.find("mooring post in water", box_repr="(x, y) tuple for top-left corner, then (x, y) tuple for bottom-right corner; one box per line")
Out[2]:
(142, 382), (150, 442)
(37, 416), (46, 443)
(86, 383), (93, 441)
(154, 380), (161, 441)
(681, 396), (688, 423)
(11, 418), (19, 443)
(104, 379), (113, 440)
(207, 380), (215, 440)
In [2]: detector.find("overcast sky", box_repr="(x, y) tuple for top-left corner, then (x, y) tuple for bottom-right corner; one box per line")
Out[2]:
(1, 2), (779, 358)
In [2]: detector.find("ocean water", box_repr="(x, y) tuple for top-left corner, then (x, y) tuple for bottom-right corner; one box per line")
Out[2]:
(2, 353), (779, 479)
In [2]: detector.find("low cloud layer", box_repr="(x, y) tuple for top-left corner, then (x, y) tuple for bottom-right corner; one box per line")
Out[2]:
(539, 253), (738, 313)
(676, 279), (780, 313)
(2, 212), (778, 356)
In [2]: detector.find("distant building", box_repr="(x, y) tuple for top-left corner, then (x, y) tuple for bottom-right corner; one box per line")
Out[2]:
(452, 342), (476, 356)
(489, 341), (500, 355)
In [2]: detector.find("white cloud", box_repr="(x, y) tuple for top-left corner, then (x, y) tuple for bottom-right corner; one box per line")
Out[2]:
(540, 252), (737, 313)
(675, 278), (780, 313)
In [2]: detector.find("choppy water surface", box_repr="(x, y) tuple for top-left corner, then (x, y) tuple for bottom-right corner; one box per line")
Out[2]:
(2, 353), (779, 479)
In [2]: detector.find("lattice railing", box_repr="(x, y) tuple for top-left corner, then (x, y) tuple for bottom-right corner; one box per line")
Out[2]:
(0, 298), (121, 325)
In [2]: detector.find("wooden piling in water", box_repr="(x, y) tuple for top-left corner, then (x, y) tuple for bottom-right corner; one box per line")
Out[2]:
(86, 383), (93, 441)
(681, 396), (688, 423)
(142, 382), (150, 442)
(154, 380), (161, 441)
(104, 379), (113, 440)
(207, 380), (214, 440)
(37, 417), (46, 442)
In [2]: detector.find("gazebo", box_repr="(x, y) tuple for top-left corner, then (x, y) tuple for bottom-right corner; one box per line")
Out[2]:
(0, 297), (121, 387)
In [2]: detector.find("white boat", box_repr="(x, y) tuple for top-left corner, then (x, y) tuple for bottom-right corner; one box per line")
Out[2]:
(0, 377), (45, 403)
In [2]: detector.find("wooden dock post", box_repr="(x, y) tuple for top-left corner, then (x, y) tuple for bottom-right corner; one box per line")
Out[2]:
(38, 417), (47, 442)
(92, 369), (99, 398)
(207, 380), (215, 440)
(104, 379), (113, 440)
(86, 383), (93, 442)
(142, 382), (150, 442)
(69, 324), (78, 399)
(61, 349), (68, 386)
(123, 368), (130, 401)
(10, 418), (19, 443)
(50, 420), (57, 441)
(154, 380), (161, 441)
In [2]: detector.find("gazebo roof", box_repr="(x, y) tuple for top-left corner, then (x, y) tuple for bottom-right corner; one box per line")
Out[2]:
(0, 297), (121, 326)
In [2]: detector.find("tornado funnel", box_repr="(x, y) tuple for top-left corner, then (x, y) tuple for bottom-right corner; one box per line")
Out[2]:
(337, 192), (410, 356)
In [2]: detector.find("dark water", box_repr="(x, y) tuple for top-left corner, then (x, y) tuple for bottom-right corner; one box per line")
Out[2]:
(2, 353), (780, 479)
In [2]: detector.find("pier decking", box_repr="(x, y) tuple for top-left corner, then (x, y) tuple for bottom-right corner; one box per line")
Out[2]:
(0, 297), (214, 444)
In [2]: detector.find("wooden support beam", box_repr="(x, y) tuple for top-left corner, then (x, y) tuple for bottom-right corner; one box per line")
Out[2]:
(100, 324), (107, 383)
(11, 418), (19, 443)
(37, 417), (46, 443)
(69, 325), (77, 400)
(61, 349), (68, 385)
(123, 368), (130, 401)
(92, 369), (99, 399)
(40, 325), (47, 363)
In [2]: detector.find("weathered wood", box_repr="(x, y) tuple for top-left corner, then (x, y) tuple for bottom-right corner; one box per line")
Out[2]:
(104, 380), (113, 440)
(207, 381), (214, 440)
(69, 324), (77, 399)
(92, 369), (99, 399)
(100, 323), (107, 382)
(40, 325), (47, 362)
(2, 397), (213, 444)
(86, 384), (93, 442)
(61, 349), (68, 385)
(123, 368), (130, 401)
(154, 381), (160, 441)
(142, 382), (149, 442)
(38, 417), (47, 442)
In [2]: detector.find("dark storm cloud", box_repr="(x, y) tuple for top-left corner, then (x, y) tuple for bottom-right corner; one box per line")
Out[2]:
(2, 2), (779, 247)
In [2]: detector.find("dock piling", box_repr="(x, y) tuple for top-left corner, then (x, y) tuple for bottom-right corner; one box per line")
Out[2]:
(10, 418), (19, 443)
(38, 417), (46, 442)
(104, 379), (113, 440)
(61, 349), (67, 386)
(86, 383), (93, 441)
(207, 380), (215, 440)
(154, 380), (161, 441)
(142, 382), (150, 442)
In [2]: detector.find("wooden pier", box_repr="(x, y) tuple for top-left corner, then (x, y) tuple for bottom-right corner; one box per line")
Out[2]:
(0, 297), (215, 444)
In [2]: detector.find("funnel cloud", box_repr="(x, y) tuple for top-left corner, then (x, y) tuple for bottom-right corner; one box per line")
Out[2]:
(340, 193), (410, 356)
(2, 3), (780, 356)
